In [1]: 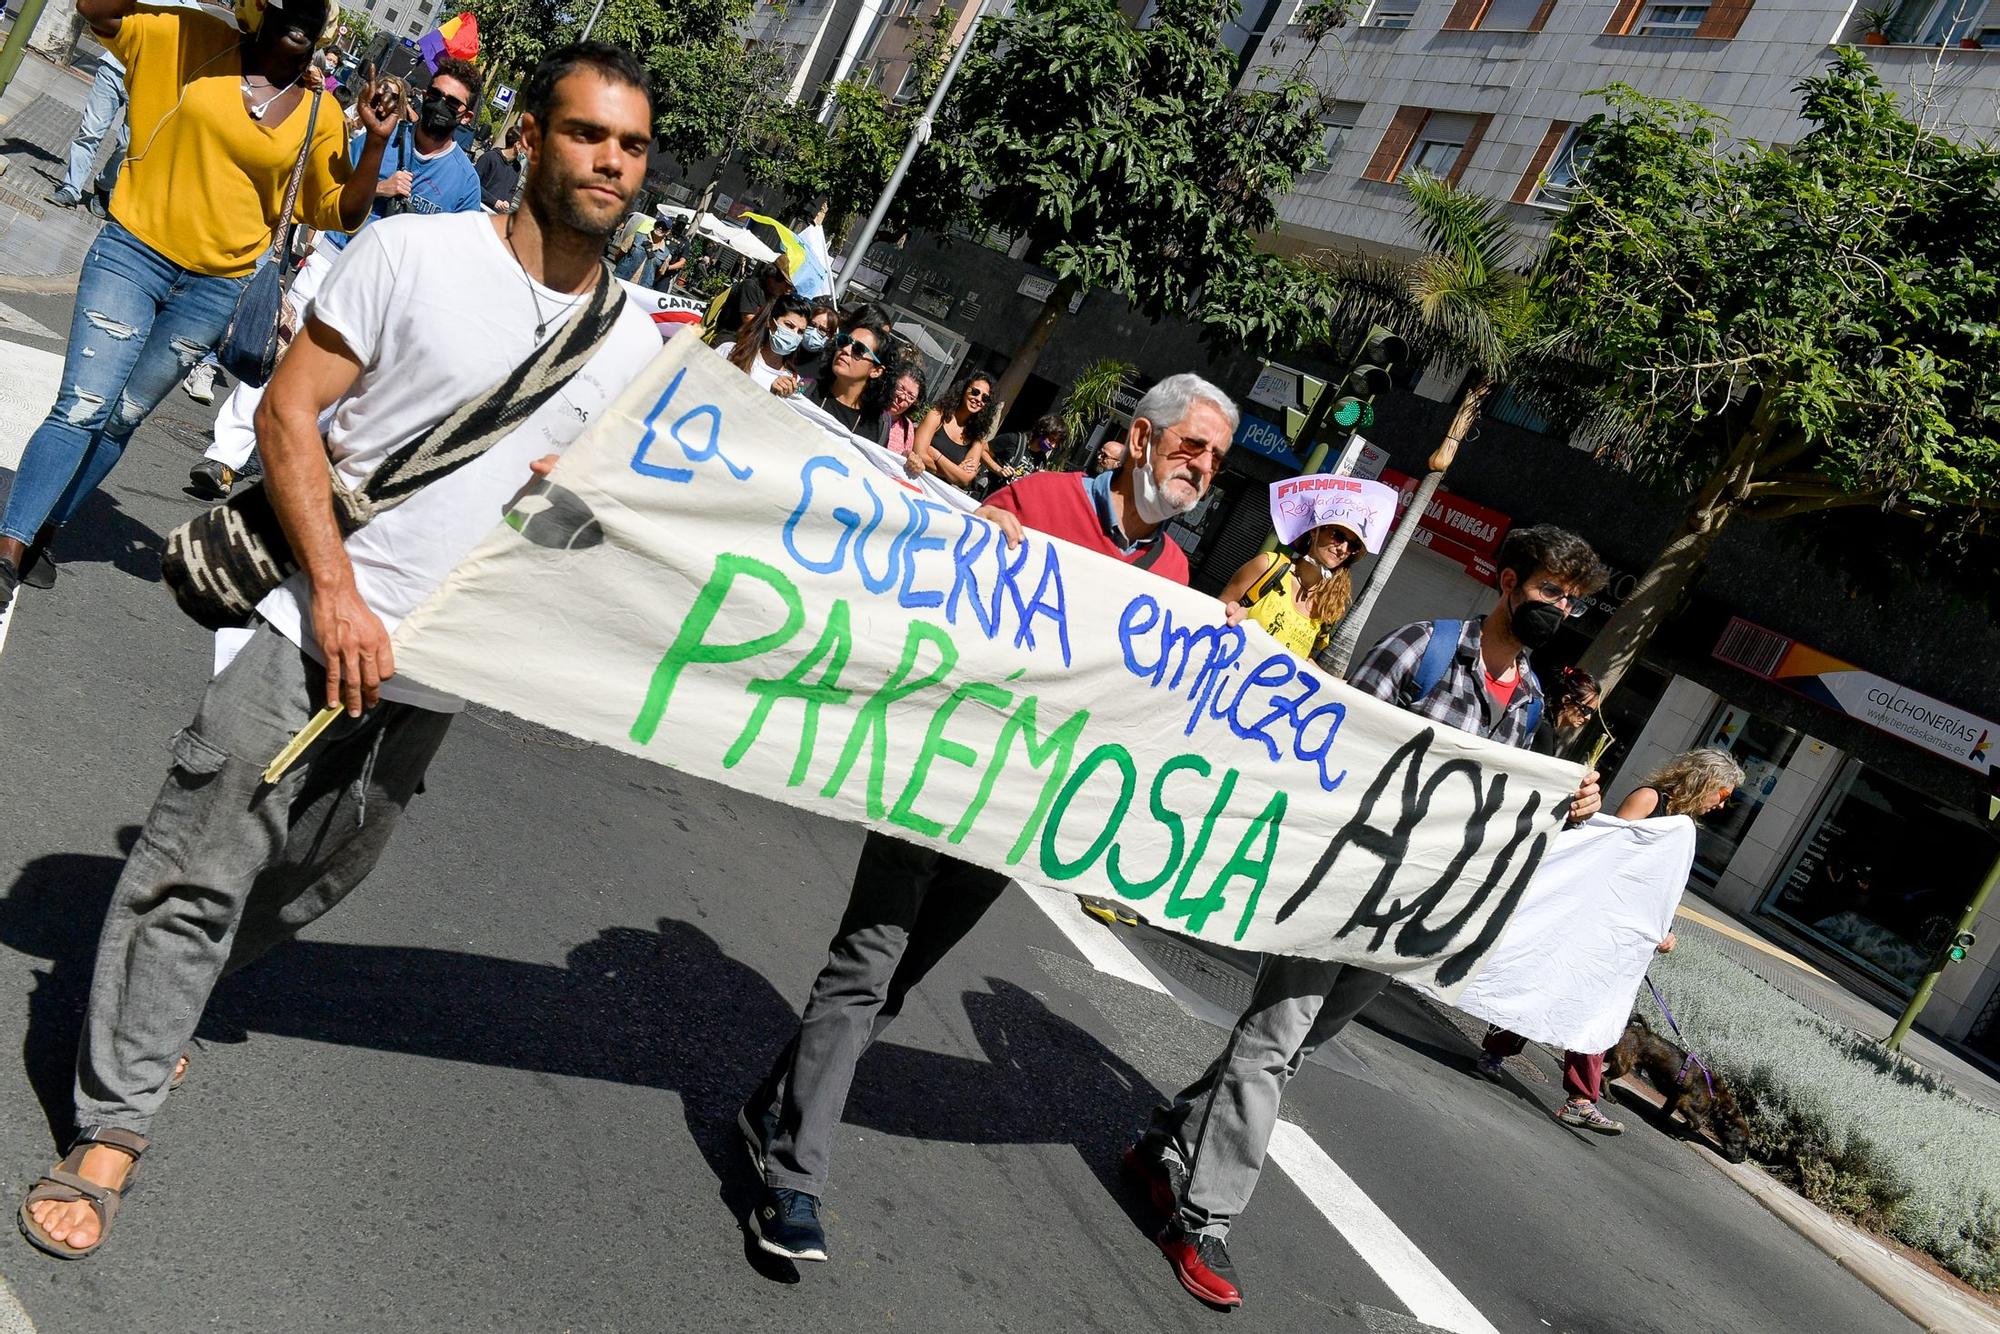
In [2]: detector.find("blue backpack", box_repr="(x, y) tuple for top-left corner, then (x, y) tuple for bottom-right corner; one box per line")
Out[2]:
(1405, 619), (1542, 736)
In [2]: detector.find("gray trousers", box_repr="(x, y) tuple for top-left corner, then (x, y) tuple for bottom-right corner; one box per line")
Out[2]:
(1146, 956), (1391, 1238)
(74, 623), (453, 1137)
(750, 831), (1008, 1197)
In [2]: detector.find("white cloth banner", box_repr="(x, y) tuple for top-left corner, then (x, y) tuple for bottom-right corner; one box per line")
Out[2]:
(392, 333), (1594, 1001)
(1427, 814), (1693, 1051)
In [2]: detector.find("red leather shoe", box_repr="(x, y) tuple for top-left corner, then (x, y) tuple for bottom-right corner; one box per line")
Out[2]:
(1121, 1142), (1186, 1218)
(1157, 1222), (1243, 1309)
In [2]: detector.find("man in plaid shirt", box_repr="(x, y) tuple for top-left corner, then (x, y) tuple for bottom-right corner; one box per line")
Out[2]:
(1132, 525), (1609, 1310)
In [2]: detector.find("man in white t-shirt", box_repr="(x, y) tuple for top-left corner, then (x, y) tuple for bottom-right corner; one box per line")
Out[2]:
(20, 44), (663, 1261)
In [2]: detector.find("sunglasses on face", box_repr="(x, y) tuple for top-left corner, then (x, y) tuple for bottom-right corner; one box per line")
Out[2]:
(423, 88), (468, 116)
(834, 332), (882, 366)
(965, 386), (990, 402)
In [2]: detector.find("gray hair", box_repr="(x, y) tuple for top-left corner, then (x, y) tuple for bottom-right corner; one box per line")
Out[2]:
(1132, 372), (1240, 440)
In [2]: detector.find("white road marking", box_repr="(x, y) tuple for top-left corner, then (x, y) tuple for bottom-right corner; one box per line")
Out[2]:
(0, 341), (66, 661)
(1019, 884), (1498, 1334)
(1267, 1121), (1501, 1334)
(0, 299), (59, 344)
(0, 1275), (38, 1332)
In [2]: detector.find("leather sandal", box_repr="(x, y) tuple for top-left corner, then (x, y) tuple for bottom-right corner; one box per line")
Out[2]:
(18, 1126), (149, 1260)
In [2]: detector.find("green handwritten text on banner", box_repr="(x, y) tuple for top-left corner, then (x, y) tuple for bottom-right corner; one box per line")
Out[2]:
(393, 333), (1582, 998)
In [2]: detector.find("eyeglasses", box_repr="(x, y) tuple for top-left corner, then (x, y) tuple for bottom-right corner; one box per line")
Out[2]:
(964, 387), (990, 402)
(834, 332), (883, 367)
(1531, 579), (1585, 617)
(422, 87), (467, 116)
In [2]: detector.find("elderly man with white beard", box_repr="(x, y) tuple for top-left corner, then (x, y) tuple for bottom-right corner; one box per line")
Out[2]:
(737, 374), (1236, 1266)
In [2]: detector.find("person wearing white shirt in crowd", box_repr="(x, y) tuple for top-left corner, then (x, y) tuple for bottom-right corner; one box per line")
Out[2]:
(17, 43), (662, 1262)
(717, 292), (812, 395)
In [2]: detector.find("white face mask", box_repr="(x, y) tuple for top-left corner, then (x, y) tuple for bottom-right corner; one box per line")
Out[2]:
(1129, 431), (1199, 525)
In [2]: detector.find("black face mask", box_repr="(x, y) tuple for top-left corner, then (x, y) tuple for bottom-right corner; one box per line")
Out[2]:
(418, 95), (459, 137)
(1510, 592), (1567, 650)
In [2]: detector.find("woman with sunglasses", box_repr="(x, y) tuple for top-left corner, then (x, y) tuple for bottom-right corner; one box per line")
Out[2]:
(806, 308), (897, 439)
(1218, 521), (1365, 661)
(718, 293), (814, 395)
(1531, 665), (1603, 757)
(910, 370), (1002, 492)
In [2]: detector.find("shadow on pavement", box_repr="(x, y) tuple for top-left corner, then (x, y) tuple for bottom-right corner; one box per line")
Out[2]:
(0, 854), (1169, 1270)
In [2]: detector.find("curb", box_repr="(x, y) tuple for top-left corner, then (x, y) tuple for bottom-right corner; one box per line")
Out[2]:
(1607, 1076), (2000, 1333)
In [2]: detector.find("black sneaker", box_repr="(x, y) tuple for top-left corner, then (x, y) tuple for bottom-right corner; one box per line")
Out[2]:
(188, 458), (235, 500)
(748, 1186), (828, 1262)
(0, 558), (18, 615)
(87, 191), (110, 220)
(19, 540), (55, 591)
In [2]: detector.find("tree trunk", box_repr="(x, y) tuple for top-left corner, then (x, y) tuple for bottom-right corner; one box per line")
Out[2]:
(29, 2), (82, 64)
(988, 274), (1079, 422)
(1318, 375), (1492, 677)
(1572, 501), (1734, 709)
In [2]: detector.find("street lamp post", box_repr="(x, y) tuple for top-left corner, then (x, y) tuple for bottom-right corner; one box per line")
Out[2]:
(830, 0), (986, 301)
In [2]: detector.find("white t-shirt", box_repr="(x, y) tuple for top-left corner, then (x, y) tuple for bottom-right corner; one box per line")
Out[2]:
(714, 340), (793, 391)
(258, 212), (661, 712)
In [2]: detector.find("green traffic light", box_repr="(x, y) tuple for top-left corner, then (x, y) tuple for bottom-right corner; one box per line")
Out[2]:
(1950, 945), (1969, 962)
(1332, 400), (1374, 428)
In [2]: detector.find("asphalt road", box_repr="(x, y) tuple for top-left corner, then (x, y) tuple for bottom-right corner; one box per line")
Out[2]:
(0, 286), (1917, 1333)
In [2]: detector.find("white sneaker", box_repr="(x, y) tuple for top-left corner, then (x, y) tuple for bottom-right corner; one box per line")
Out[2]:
(182, 362), (217, 405)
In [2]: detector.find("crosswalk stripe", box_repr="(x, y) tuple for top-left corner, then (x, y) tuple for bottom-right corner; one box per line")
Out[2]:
(1019, 885), (1498, 1334)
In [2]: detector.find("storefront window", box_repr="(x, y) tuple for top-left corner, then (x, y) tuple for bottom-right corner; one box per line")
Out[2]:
(1690, 702), (1800, 883)
(1763, 761), (1997, 992)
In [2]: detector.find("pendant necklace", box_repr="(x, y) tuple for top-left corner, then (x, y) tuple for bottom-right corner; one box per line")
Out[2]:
(241, 72), (301, 121)
(505, 216), (584, 340)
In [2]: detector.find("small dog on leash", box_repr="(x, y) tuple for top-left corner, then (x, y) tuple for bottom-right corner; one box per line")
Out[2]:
(1604, 1014), (1753, 1163)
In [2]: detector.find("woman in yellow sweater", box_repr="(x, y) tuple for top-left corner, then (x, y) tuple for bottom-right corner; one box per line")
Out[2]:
(0, 0), (402, 610)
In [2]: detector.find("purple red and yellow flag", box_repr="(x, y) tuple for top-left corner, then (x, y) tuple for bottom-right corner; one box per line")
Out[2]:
(419, 11), (479, 70)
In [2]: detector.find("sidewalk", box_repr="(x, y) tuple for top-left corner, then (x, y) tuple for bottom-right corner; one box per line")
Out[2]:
(0, 44), (111, 284)
(1676, 888), (2000, 1115)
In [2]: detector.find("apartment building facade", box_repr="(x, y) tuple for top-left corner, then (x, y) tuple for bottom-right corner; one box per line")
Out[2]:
(1244, 0), (2000, 258)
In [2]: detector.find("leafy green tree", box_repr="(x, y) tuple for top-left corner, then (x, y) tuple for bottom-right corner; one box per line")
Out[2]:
(928, 0), (1340, 412)
(467, 0), (757, 163)
(1532, 54), (2000, 700)
(1056, 358), (1137, 465)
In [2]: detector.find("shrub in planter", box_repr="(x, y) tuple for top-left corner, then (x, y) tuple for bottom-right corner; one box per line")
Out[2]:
(1644, 936), (2000, 1291)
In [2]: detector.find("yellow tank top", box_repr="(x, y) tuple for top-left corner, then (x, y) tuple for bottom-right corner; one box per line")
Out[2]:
(1246, 578), (1324, 658)
(106, 9), (353, 277)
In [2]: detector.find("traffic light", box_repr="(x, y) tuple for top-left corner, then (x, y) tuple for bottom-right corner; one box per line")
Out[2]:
(1948, 931), (1976, 964)
(1328, 325), (1407, 431)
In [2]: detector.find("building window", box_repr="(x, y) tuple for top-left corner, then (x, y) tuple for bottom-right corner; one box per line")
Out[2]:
(1764, 760), (1998, 992)
(1361, 0), (1419, 26)
(1304, 101), (1364, 176)
(1407, 111), (1479, 176)
(893, 65), (919, 102)
(1633, 0), (1706, 33)
(1488, 0), (1545, 24)
(417, 0), (432, 12)
(1530, 124), (1590, 206)
(1892, 0), (2000, 42)
(383, 7), (398, 23)
(408, 20), (422, 35)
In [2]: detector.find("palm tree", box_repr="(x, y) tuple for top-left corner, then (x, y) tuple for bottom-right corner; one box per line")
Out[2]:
(1316, 172), (1536, 675)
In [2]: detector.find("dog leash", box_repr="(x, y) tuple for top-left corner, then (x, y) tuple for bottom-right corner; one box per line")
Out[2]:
(1644, 975), (1716, 1097)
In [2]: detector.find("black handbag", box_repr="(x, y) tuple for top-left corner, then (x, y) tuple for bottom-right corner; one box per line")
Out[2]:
(215, 89), (321, 388)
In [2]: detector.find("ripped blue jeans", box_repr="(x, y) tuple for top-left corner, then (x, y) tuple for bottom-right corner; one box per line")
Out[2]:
(0, 221), (247, 544)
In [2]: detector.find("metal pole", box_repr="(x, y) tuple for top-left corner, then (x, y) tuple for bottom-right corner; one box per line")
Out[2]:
(578, 0), (608, 42)
(0, 0), (53, 109)
(831, 0), (984, 301)
(1885, 840), (2000, 1052)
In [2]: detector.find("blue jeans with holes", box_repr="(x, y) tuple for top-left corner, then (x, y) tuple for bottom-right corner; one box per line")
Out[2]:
(1, 221), (246, 544)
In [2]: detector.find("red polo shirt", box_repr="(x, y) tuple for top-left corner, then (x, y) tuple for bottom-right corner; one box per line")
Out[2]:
(982, 471), (1191, 586)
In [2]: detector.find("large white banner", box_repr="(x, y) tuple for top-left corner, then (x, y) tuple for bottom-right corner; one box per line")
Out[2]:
(393, 333), (1587, 1000)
